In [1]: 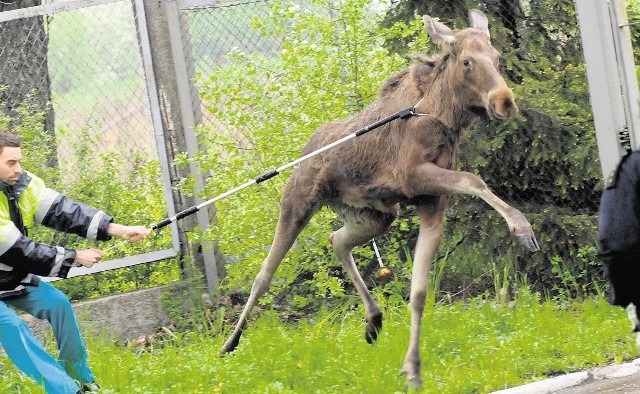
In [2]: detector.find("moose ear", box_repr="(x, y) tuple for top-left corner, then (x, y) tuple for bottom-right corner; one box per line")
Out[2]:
(423, 15), (455, 45)
(468, 9), (490, 38)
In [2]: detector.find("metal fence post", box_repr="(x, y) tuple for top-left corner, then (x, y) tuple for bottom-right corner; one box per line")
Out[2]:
(575, 0), (640, 180)
(610, 0), (640, 151)
(163, 0), (222, 295)
(137, 0), (220, 294)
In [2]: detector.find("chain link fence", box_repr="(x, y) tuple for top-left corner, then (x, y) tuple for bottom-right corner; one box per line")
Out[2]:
(1, 1), (157, 169)
(0, 0), (179, 298)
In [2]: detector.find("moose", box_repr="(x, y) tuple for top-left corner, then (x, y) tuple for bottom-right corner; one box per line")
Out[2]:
(220, 9), (540, 387)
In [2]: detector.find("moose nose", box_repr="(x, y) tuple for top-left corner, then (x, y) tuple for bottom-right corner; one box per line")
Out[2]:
(488, 88), (519, 119)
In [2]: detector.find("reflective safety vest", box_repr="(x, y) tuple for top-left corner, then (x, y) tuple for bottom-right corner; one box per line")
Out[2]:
(0, 171), (113, 299)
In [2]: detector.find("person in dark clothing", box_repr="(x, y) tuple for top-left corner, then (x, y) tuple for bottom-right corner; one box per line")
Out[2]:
(0, 130), (151, 393)
(598, 149), (640, 346)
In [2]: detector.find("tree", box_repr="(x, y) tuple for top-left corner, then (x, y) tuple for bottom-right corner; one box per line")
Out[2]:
(380, 0), (637, 297)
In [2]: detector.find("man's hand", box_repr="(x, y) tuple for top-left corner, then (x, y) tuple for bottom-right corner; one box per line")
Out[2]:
(75, 248), (104, 268)
(107, 223), (152, 242)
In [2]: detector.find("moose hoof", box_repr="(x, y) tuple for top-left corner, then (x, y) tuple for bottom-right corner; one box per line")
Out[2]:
(405, 374), (423, 390)
(220, 335), (241, 355)
(365, 313), (383, 344)
(399, 366), (423, 389)
(517, 234), (540, 252)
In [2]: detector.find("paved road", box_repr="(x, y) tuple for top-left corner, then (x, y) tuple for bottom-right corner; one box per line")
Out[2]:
(491, 357), (640, 394)
(556, 361), (640, 394)
(557, 372), (640, 393)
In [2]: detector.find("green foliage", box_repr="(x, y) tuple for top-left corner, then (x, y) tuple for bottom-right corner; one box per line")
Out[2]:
(549, 246), (599, 302)
(193, 0), (639, 310)
(0, 88), (57, 182)
(0, 89), (180, 301)
(628, 0), (640, 77)
(362, 204), (605, 305)
(194, 0), (408, 304)
(0, 292), (636, 392)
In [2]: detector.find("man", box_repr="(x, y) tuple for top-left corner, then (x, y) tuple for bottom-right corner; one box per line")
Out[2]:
(0, 130), (151, 393)
(598, 149), (640, 346)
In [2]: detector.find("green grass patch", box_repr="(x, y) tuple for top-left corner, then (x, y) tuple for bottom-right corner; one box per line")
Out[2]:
(1, 290), (637, 393)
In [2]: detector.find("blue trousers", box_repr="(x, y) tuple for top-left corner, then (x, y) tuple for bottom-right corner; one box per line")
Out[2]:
(0, 281), (94, 394)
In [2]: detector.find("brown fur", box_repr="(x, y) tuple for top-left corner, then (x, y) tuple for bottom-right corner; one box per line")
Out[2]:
(220, 10), (539, 388)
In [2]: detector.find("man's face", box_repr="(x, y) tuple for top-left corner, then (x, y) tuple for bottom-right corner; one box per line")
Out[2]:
(0, 147), (22, 185)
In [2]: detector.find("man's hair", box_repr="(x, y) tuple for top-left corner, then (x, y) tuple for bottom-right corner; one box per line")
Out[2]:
(0, 131), (21, 155)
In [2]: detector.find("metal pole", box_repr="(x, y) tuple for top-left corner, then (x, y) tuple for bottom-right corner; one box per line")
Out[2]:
(575, 0), (640, 180)
(140, 0), (220, 292)
(610, 0), (640, 150)
(151, 105), (416, 230)
(133, 0), (181, 253)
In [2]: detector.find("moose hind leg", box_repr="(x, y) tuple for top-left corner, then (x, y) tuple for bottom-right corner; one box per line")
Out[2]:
(330, 206), (396, 344)
(220, 200), (319, 355)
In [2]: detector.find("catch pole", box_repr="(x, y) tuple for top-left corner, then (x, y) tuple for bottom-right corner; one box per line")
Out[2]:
(150, 105), (417, 231)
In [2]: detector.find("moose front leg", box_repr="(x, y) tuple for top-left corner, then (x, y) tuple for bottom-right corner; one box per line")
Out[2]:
(401, 198), (447, 388)
(407, 162), (540, 252)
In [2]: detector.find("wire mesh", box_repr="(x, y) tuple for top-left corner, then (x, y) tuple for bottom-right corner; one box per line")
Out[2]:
(0, 0), (174, 265)
(182, 0), (280, 126)
(46, 2), (158, 162)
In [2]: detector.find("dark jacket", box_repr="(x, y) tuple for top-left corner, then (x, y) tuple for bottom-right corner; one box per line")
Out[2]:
(0, 171), (113, 299)
(598, 151), (640, 257)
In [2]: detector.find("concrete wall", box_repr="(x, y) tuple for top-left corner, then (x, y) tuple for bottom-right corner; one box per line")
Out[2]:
(20, 282), (187, 342)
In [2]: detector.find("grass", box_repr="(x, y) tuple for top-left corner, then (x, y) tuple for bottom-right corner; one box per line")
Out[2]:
(0, 289), (637, 393)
